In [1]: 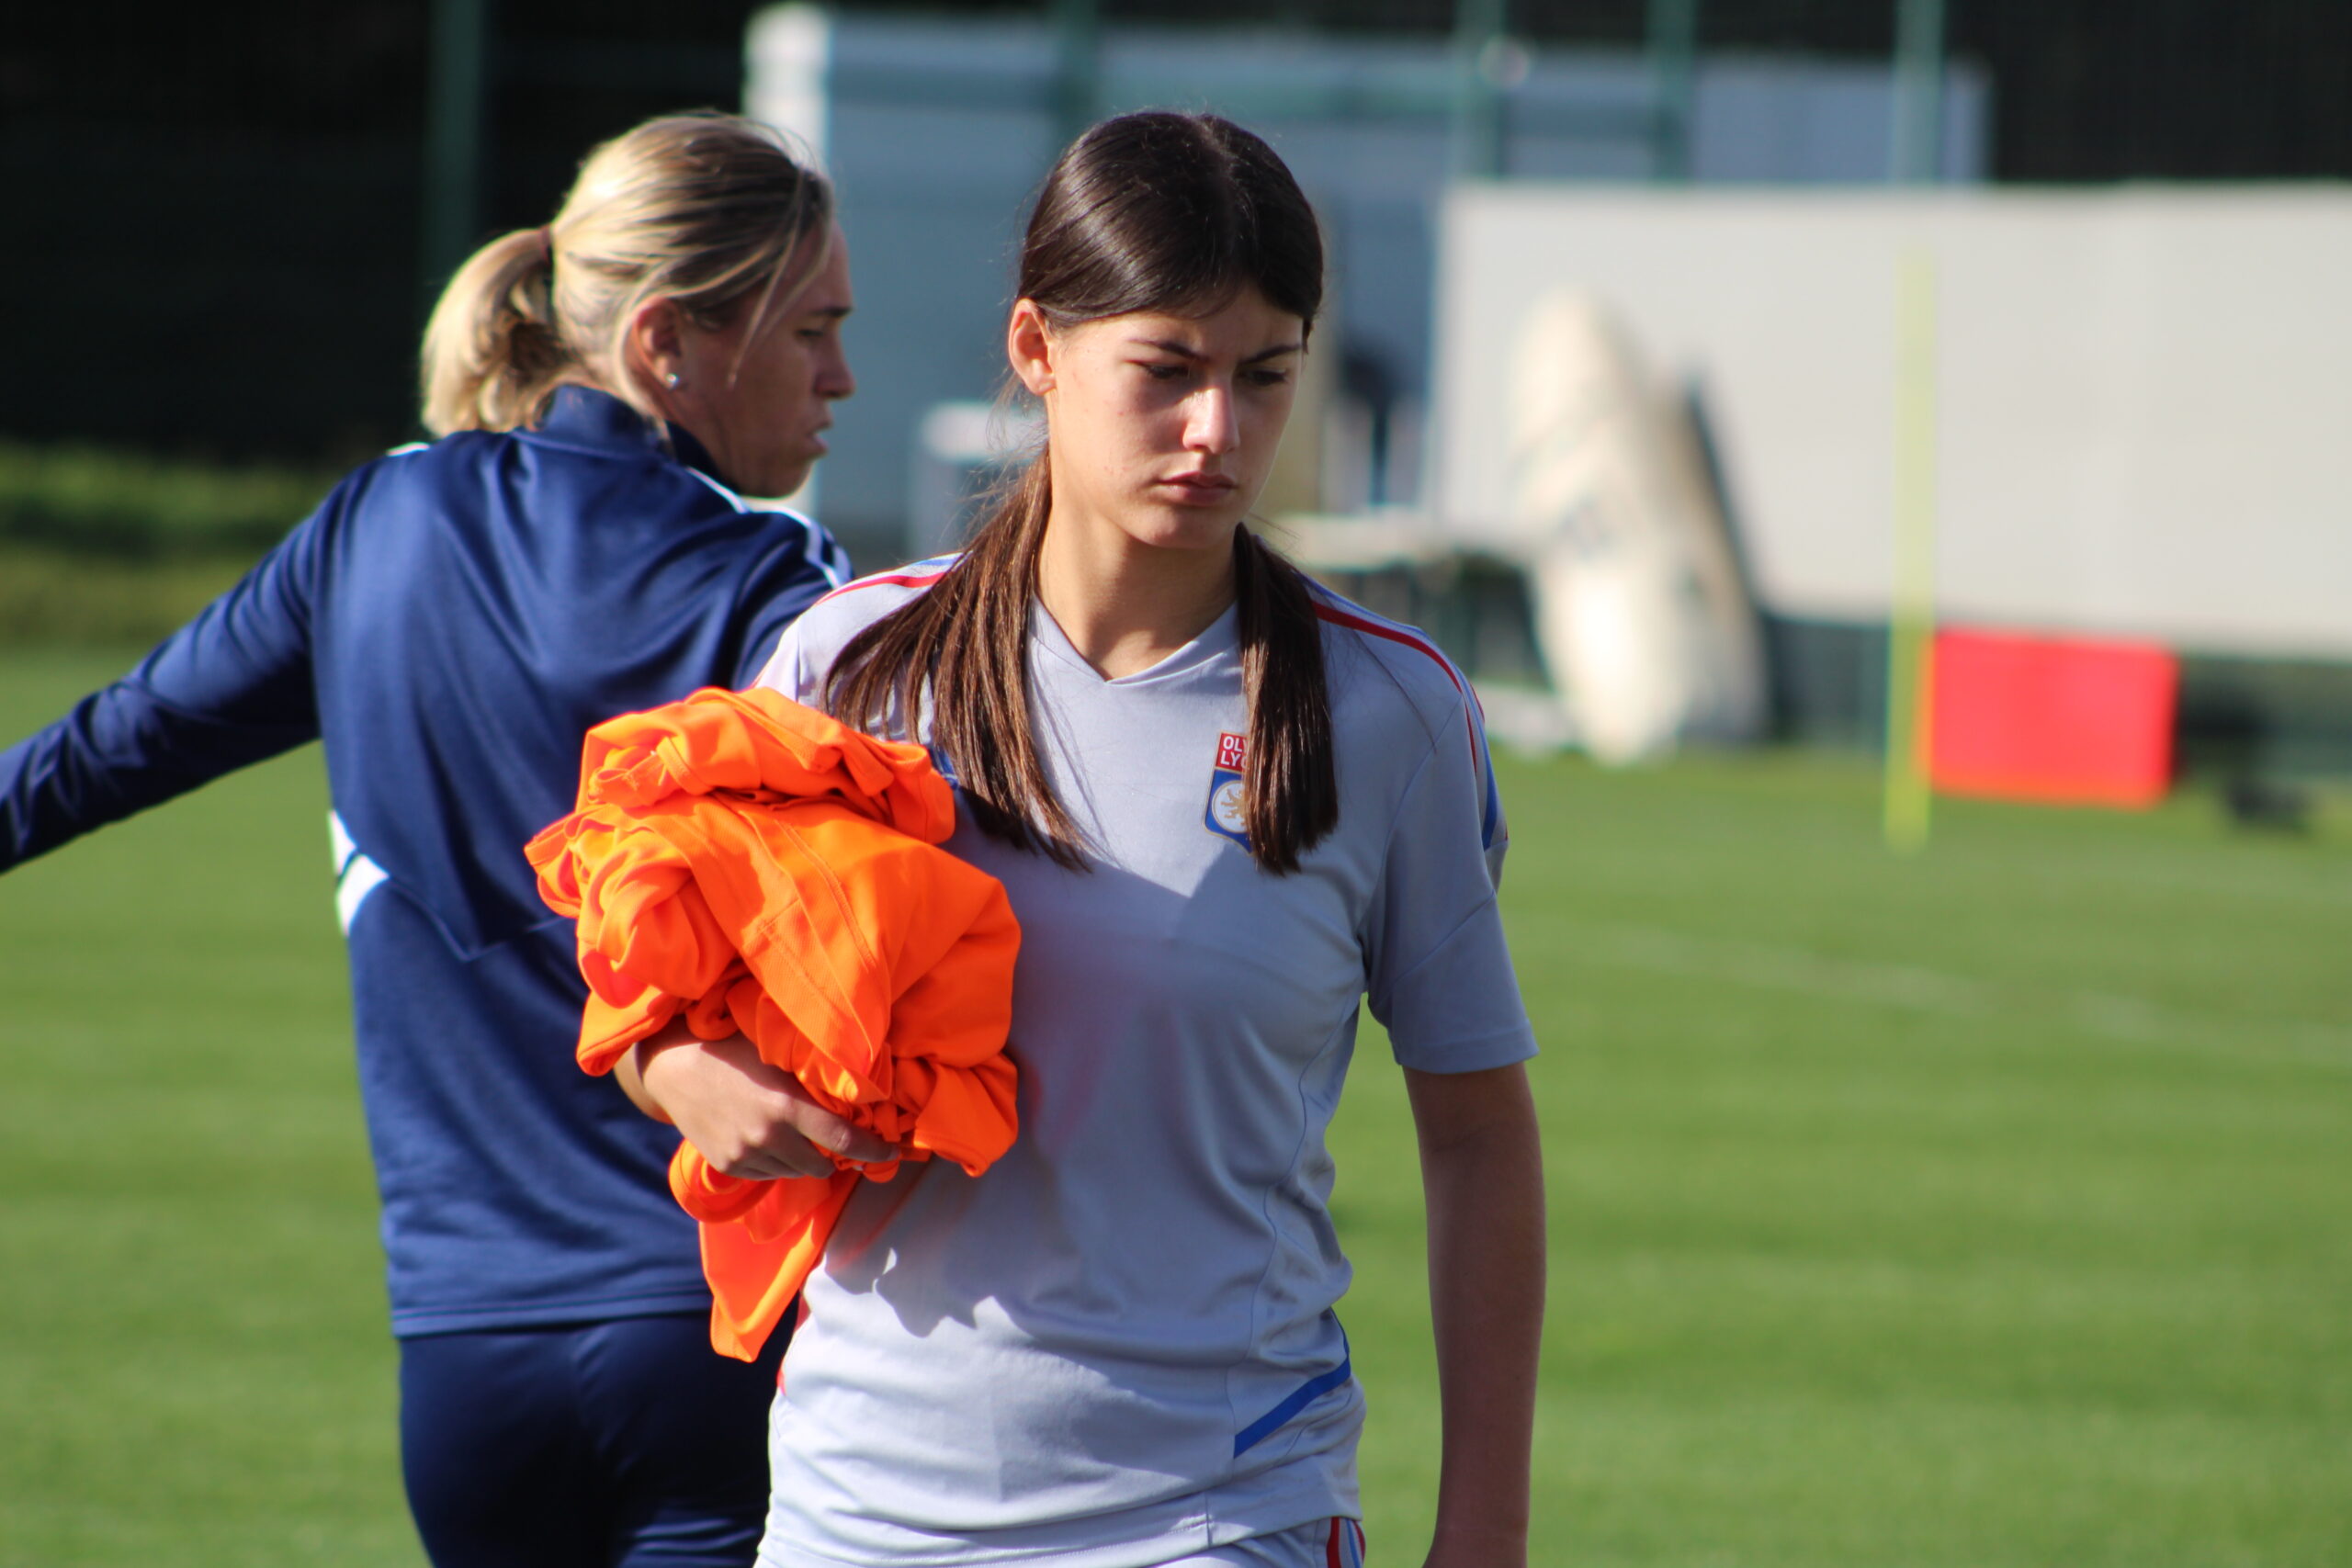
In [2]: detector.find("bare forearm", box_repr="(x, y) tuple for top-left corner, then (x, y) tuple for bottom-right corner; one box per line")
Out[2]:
(1410, 1066), (1546, 1566)
(637, 1023), (895, 1177)
(613, 1038), (673, 1122)
(613, 1011), (731, 1124)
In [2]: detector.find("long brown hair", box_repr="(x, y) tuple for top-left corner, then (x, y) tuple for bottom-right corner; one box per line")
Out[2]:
(826, 111), (1338, 874)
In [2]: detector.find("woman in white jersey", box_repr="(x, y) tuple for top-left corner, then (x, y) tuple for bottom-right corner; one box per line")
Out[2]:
(633, 111), (1545, 1567)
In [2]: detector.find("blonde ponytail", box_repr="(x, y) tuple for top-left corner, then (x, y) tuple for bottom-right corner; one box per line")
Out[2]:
(417, 112), (831, 437)
(421, 227), (569, 436)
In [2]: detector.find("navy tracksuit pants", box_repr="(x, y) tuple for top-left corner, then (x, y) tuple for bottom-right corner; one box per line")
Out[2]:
(399, 1314), (788, 1567)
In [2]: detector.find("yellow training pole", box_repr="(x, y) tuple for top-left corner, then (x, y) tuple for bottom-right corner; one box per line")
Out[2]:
(1884, 249), (1939, 853)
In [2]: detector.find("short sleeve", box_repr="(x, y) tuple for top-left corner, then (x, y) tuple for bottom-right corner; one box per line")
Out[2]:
(752, 609), (825, 705)
(1363, 702), (1537, 1074)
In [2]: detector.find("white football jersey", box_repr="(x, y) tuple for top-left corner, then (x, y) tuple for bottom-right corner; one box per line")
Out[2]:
(750, 559), (1536, 1567)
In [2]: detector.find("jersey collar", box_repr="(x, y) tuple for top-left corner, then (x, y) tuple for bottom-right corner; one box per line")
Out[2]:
(1030, 599), (1241, 687)
(531, 386), (738, 493)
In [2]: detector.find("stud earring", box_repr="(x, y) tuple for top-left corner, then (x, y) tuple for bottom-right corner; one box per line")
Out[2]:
(663, 371), (683, 390)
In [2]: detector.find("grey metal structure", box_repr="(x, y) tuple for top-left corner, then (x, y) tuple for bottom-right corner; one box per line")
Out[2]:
(748, 6), (1987, 555)
(422, 0), (492, 310)
(1891, 0), (1949, 182)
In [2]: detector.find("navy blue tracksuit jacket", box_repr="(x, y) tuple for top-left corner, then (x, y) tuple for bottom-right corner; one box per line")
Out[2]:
(0, 386), (851, 1335)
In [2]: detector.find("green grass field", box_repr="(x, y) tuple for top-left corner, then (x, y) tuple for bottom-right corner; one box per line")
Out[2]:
(2, 647), (2347, 1566)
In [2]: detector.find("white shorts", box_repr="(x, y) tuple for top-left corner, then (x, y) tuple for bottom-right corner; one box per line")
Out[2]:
(1157, 1517), (1366, 1567)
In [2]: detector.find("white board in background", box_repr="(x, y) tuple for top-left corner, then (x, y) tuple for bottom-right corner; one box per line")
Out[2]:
(1435, 186), (2352, 660)
(1510, 294), (1766, 761)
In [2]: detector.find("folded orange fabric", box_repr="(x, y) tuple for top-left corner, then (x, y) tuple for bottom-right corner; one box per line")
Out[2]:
(525, 686), (1020, 1360)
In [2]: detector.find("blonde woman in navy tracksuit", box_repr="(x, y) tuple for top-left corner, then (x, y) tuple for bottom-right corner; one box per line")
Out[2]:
(0, 112), (888, 1567)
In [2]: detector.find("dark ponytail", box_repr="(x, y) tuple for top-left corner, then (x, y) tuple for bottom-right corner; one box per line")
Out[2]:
(1233, 525), (1339, 872)
(828, 111), (1336, 873)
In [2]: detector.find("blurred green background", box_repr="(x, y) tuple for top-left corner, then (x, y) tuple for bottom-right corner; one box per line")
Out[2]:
(0, 446), (337, 647)
(4, 649), (2346, 1566)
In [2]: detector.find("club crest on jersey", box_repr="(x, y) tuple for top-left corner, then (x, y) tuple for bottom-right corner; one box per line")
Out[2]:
(1204, 731), (1250, 847)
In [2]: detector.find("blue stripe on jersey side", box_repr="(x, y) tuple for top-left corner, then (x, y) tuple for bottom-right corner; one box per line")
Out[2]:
(1232, 1352), (1353, 1457)
(1479, 733), (1502, 851)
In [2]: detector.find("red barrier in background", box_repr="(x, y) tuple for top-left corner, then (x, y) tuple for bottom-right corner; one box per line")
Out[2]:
(1928, 628), (2180, 809)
